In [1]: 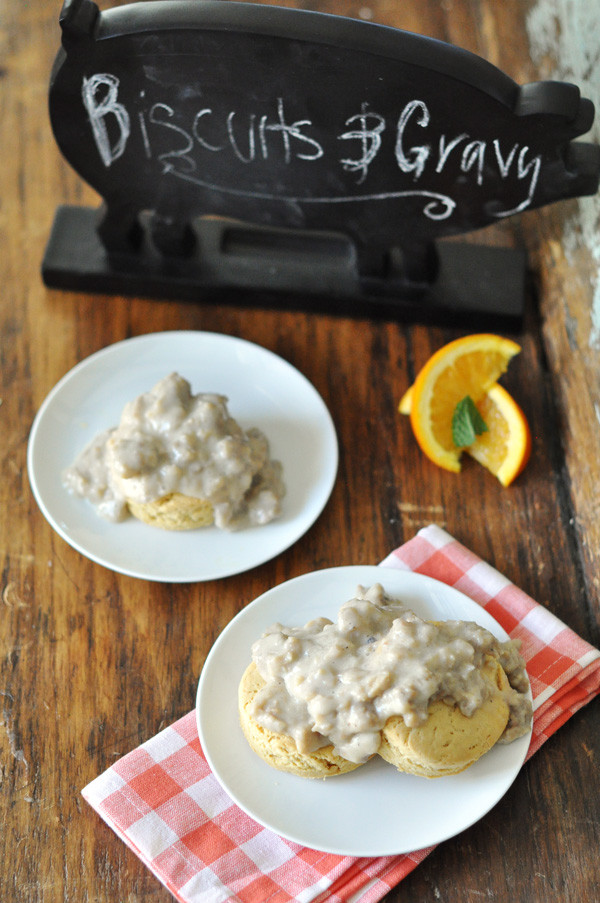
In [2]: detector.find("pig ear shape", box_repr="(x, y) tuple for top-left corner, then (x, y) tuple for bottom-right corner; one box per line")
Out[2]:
(59, 0), (99, 42)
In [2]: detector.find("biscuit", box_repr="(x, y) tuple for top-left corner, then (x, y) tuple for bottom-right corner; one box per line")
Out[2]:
(378, 657), (510, 777)
(127, 492), (214, 530)
(238, 663), (361, 778)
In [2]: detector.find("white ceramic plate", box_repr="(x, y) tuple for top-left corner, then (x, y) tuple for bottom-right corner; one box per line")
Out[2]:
(27, 331), (338, 582)
(197, 566), (532, 856)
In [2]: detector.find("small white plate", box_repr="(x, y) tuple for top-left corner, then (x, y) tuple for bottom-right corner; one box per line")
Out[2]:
(197, 566), (532, 856)
(27, 331), (338, 582)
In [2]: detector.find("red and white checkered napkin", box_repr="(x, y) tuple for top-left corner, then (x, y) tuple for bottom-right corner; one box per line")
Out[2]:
(82, 525), (600, 903)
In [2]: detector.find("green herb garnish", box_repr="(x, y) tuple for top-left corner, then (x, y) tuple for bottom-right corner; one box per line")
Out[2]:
(452, 395), (488, 447)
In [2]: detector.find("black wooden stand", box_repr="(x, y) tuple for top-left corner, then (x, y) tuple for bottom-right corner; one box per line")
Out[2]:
(43, 205), (526, 325)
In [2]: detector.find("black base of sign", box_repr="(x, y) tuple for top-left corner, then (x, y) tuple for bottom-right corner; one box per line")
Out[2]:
(42, 205), (526, 326)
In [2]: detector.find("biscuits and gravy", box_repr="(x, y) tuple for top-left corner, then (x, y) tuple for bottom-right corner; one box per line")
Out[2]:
(239, 583), (532, 778)
(62, 372), (285, 530)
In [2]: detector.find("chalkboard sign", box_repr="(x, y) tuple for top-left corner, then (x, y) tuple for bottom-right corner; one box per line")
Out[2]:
(42, 0), (600, 324)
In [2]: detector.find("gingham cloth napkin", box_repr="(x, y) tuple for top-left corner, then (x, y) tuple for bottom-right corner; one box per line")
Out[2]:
(82, 525), (600, 903)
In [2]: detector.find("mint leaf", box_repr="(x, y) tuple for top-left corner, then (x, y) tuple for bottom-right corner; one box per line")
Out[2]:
(452, 396), (488, 447)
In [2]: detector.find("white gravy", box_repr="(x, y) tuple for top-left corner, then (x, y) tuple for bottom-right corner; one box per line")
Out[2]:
(250, 584), (532, 764)
(62, 372), (285, 530)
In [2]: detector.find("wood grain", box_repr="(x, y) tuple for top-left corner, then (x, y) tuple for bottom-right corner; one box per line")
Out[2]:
(1, 1), (599, 901)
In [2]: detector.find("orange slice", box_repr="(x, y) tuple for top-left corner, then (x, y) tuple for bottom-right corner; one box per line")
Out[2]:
(468, 383), (531, 486)
(400, 380), (530, 485)
(405, 334), (522, 473)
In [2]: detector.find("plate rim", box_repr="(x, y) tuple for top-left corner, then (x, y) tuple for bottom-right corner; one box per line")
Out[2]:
(27, 330), (338, 582)
(196, 565), (533, 856)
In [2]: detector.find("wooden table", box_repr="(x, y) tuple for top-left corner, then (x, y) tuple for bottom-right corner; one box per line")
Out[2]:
(2, 1), (599, 900)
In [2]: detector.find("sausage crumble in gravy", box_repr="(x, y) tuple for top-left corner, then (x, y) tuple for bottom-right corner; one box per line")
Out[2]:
(63, 372), (285, 530)
(250, 583), (532, 764)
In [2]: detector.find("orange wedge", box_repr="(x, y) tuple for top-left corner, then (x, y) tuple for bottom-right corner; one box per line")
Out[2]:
(400, 379), (531, 485)
(404, 334), (522, 473)
(468, 383), (531, 486)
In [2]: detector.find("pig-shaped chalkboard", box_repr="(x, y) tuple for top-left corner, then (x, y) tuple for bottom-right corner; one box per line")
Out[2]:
(45, 0), (599, 313)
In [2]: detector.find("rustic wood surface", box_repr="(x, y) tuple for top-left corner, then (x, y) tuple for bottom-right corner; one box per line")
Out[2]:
(2, 1), (599, 901)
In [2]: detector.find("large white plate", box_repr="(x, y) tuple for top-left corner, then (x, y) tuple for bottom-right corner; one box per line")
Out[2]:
(27, 331), (338, 582)
(197, 566), (532, 856)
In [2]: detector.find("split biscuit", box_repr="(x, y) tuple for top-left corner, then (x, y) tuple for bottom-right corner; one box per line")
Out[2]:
(238, 663), (361, 779)
(127, 492), (214, 530)
(378, 657), (511, 778)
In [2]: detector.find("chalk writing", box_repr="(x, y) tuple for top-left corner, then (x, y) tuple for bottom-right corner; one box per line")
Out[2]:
(339, 102), (386, 184)
(82, 73), (130, 167)
(156, 164), (457, 220)
(82, 73), (542, 219)
(498, 146), (541, 216)
(395, 100), (430, 179)
(261, 97), (324, 164)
